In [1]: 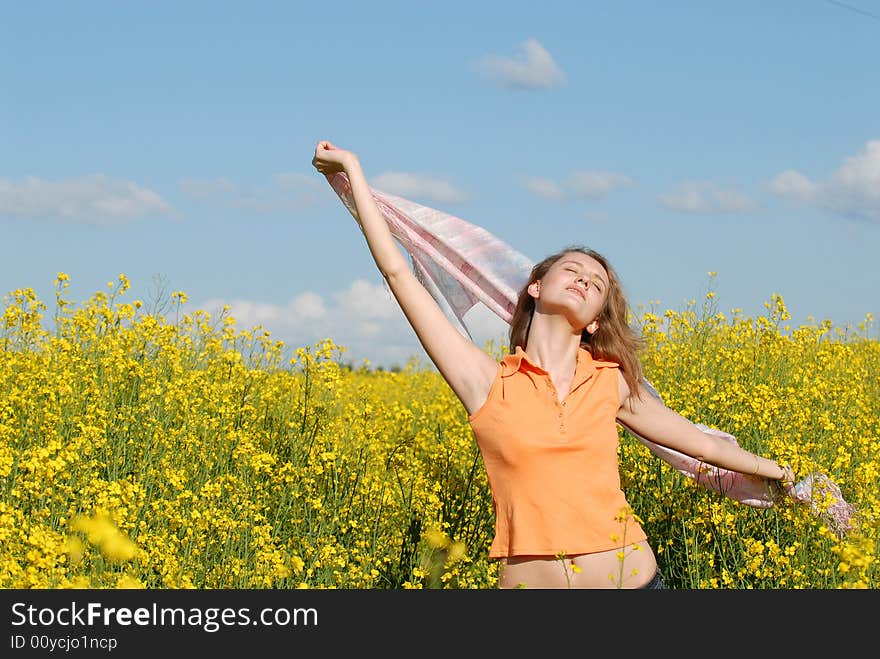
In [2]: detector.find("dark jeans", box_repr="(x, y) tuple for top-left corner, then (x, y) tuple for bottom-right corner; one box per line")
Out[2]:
(640, 568), (666, 589)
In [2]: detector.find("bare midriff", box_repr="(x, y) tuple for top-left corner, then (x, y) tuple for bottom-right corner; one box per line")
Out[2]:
(498, 540), (657, 589)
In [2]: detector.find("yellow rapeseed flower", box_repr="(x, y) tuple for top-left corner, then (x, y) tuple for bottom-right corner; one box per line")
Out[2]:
(70, 512), (138, 562)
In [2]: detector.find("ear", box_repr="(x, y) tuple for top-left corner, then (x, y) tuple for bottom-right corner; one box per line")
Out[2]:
(527, 280), (541, 299)
(585, 319), (599, 335)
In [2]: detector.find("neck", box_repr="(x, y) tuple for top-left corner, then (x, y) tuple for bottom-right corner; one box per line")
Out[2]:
(524, 314), (582, 372)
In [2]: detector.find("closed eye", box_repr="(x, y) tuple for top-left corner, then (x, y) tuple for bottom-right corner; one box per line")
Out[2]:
(559, 260), (608, 292)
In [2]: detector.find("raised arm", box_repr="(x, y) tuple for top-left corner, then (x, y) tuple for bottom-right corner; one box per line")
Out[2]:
(616, 372), (795, 488)
(311, 140), (499, 414)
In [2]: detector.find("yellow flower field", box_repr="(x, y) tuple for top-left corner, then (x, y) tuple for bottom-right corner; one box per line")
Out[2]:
(1, 274), (877, 589)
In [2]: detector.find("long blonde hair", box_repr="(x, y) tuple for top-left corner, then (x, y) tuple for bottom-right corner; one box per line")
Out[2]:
(508, 245), (645, 399)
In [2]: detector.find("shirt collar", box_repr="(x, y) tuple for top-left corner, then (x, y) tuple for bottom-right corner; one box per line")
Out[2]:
(500, 345), (618, 388)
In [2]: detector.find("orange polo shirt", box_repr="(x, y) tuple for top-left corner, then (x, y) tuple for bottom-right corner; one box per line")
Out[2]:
(468, 346), (647, 558)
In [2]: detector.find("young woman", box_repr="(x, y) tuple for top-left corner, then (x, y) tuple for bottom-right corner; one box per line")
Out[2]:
(311, 140), (795, 589)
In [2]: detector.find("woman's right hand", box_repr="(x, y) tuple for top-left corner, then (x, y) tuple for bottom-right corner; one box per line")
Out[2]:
(312, 140), (357, 175)
(770, 463), (797, 502)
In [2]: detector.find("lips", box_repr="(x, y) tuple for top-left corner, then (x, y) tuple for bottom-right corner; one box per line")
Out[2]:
(566, 286), (586, 300)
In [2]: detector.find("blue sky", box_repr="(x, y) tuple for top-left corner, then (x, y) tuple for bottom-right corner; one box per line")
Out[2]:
(2, 1), (878, 368)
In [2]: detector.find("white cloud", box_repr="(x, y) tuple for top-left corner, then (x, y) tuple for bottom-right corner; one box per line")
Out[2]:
(193, 278), (513, 370)
(475, 38), (566, 90)
(370, 172), (467, 204)
(522, 177), (564, 201)
(521, 170), (632, 202)
(566, 171), (634, 200)
(179, 172), (324, 212)
(331, 279), (399, 319)
(293, 292), (326, 320)
(768, 139), (880, 223)
(768, 170), (814, 200)
(0, 175), (175, 225)
(659, 181), (759, 214)
(197, 279), (423, 368)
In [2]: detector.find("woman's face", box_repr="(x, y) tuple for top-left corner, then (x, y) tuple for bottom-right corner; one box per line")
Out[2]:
(529, 252), (609, 332)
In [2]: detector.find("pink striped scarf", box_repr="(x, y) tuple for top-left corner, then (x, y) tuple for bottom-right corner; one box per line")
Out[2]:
(325, 172), (856, 538)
